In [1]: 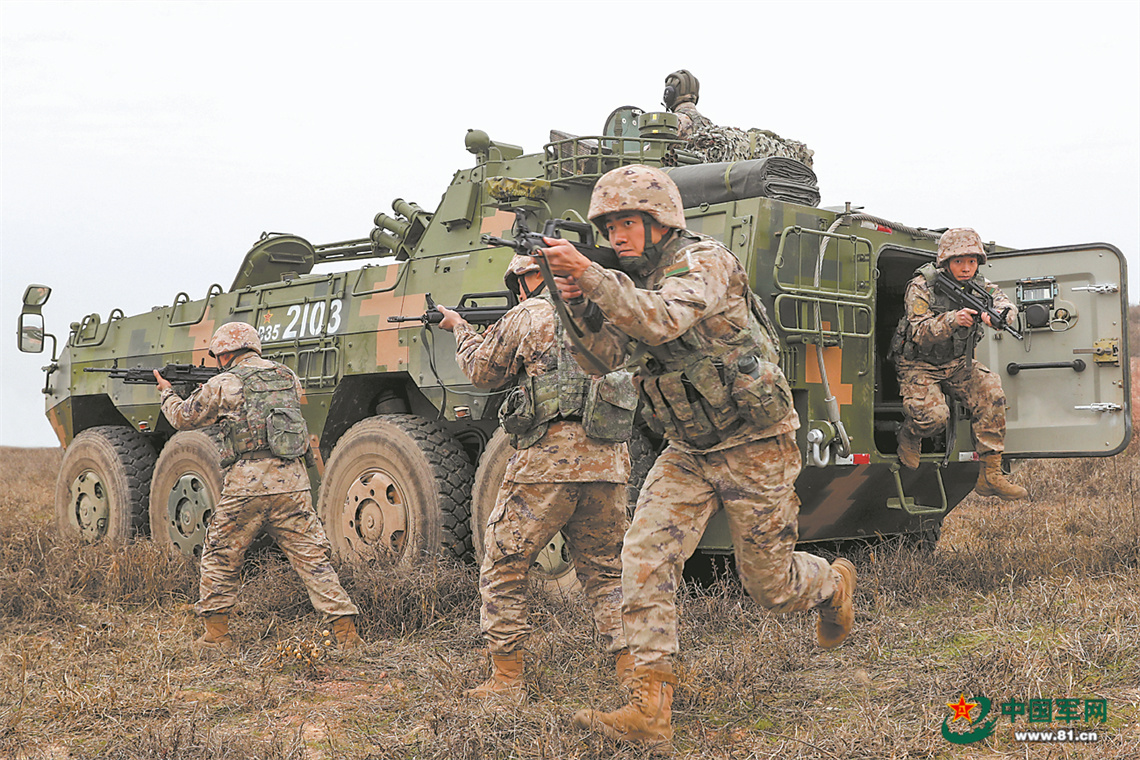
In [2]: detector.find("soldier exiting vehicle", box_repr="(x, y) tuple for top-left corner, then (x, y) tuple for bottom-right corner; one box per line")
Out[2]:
(889, 228), (1028, 500)
(155, 322), (364, 652)
(540, 165), (855, 748)
(436, 255), (637, 700)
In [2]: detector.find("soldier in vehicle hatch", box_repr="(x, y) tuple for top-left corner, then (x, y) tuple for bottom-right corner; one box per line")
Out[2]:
(435, 254), (637, 700)
(889, 227), (1028, 500)
(662, 69), (814, 167)
(155, 322), (364, 653)
(539, 164), (855, 748)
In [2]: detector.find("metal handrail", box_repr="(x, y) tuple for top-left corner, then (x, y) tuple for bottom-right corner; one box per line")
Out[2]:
(168, 284), (224, 327)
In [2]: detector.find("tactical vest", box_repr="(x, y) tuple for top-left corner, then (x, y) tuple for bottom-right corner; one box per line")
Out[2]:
(499, 298), (637, 449)
(630, 283), (792, 450)
(889, 271), (985, 366)
(217, 362), (310, 467)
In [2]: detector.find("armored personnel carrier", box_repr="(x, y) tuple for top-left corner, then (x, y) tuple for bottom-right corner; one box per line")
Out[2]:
(18, 107), (1132, 587)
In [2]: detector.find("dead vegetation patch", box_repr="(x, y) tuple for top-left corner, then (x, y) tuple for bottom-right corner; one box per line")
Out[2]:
(1, 441), (1138, 758)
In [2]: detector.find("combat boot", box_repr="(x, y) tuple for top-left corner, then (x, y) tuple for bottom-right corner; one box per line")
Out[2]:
(817, 558), (856, 649)
(896, 426), (921, 470)
(975, 453), (1027, 500)
(614, 648), (636, 690)
(465, 650), (525, 700)
(573, 665), (676, 749)
(330, 615), (364, 650)
(194, 613), (236, 653)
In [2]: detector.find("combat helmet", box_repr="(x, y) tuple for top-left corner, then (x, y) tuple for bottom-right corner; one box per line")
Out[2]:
(937, 228), (988, 266)
(208, 322), (262, 358)
(587, 164), (687, 236)
(663, 69), (700, 111)
(503, 254), (543, 298)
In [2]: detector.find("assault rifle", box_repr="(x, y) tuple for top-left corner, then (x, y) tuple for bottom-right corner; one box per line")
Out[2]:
(919, 263), (1023, 340)
(85, 363), (221, 384)
(482, 214), (619, 349)
(482, 216), (622, 273)
(388, 292), (516, 326)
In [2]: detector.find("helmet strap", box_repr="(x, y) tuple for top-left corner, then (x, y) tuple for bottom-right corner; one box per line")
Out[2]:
(518, 275), (546, 300)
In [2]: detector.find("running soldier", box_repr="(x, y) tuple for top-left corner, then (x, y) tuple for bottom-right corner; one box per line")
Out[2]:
(155, 322), (364, 652)
(540, 165), (855, 747)
(889, 227), (1027, 500)
(435, 255), (637, 699)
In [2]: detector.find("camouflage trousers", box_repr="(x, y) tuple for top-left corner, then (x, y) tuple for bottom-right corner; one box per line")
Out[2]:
(899, 359), (1006, 454)
(622, 432), (837, 669)
(480, 481), (629, 656)
(196, 490), (359, 619)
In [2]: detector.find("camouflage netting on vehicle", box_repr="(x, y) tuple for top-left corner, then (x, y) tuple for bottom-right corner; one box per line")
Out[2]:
(672, 125), (814, 169)
(665, 158), (820, 209)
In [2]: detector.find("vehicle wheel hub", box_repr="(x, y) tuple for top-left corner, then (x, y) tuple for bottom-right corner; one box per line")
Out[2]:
(167, 473), (213, 555)
(343, 470), (407, 556)
(532, 531), (574, 581)
(70, 469), (109, 541)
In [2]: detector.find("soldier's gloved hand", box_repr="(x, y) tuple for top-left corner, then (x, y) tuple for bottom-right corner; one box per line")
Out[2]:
(435, 305), (465, 333)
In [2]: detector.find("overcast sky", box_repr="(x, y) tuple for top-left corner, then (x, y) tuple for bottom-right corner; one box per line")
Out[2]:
(2, 0), (1137, 447)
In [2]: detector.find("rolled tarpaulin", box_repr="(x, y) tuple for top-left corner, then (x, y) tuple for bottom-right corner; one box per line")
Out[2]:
(664, 158), (821, 208)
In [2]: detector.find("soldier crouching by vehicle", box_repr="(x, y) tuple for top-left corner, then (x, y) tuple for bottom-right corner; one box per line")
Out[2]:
(155, 322), (364, 652)
(539, 165), (855, 748)
(889, 227), (1027, 500)
(435, 255), (638, 700)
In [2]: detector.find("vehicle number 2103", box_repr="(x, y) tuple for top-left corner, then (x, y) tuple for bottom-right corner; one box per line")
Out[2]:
(257, 300), (345, 343)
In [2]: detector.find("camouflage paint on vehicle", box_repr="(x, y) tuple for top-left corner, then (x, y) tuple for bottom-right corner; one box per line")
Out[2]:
(19, 109), (1133, 558)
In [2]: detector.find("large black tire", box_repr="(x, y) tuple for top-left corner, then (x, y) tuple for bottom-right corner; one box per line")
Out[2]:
(55, 425), (157, 543)
(470, 429), (657, 593)
(149, 431), (223, 557)
(317, 415), (473, 565)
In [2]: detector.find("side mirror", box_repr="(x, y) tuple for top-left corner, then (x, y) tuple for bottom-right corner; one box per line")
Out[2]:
(18, 313), (45, 353)
(22, 284), (52, 308)
(18, 283), (55, 357)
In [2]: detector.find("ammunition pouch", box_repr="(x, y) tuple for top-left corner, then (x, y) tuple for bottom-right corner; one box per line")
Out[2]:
(731, 358), (793, 430)
(582, 370), (638, 442)
(634, 288), (790, 448)
(499, 376), (554, 450)
(265, 407), (309, 460)
(499, 297), (636, 449)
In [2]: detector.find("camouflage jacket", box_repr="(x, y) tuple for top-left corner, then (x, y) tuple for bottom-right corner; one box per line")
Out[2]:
(453, 297), (630, 484)
(568, 231), (799, 453)
(160, 353), (310, 496)
(674, 102), (714, 139)
(893, 271), (1015, 371)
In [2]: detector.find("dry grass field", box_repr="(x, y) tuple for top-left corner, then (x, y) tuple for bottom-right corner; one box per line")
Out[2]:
(2, 355), (1138, 759)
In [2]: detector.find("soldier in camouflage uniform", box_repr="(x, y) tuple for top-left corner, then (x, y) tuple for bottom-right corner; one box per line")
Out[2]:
(155, 322), (363, 652)
(436, 255), (637, 700)
(663, 69), (815, 167)
(540, 165), (855, 747)
(663, 69), (713, 139)
(890, 228), (1027, 500)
